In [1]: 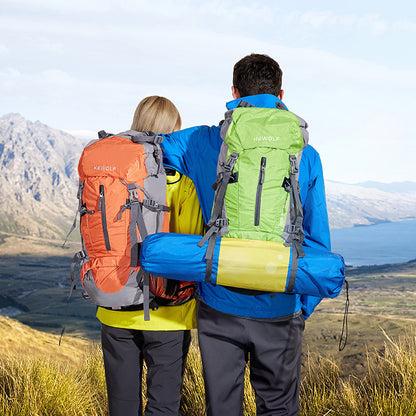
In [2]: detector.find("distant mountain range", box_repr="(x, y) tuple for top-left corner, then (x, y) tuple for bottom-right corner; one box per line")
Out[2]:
(0, 113), (415, 239)
(0, 113), (84, 240)
(325, 180), (416, 229)
(352, 181), (416, 194)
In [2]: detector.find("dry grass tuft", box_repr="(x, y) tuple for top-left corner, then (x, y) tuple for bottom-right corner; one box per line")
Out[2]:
(2, 316), (416, 416)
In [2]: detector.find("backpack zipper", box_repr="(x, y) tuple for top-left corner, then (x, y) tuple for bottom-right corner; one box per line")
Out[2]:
(254, 157), (266, 226)
(98, 185), (111, 251)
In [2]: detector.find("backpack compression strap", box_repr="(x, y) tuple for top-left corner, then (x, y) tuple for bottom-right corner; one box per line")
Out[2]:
(98, 130), (164, 145)
(281, 154), (305, 292)
(62, 181), (93, 248)
(118, 181), (169, 267)
(198, 152), (239, 282)
(120, 181), (169, 321)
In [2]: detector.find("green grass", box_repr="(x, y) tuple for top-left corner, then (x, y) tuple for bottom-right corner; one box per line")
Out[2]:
(0, 346), (107, 416)
(1, 328), (416, 416)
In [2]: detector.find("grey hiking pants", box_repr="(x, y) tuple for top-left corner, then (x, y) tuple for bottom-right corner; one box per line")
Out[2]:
(197, 301), (304, 416)
(101, 323), (191, 416)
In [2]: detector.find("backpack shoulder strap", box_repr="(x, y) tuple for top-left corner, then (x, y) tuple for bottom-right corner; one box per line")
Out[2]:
(118, 130), (164, 145)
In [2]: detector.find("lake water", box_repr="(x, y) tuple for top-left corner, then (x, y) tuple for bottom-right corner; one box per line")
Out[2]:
(330, 220), (416, 267)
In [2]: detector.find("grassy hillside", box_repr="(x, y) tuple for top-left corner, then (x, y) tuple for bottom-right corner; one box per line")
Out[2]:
(1, 232), (416, 372)
(1, 316), (416, 416)
(0, 316), (91, 366)
(303, 259), (416, 377)
(1, 234), (416, 414)
(0, 316), (107, 416)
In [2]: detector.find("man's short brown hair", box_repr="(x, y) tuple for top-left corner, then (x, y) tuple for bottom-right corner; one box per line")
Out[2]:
(233, 54), (282, 98)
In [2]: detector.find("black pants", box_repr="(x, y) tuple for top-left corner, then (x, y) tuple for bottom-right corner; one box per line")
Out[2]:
(101, 324), (191, 416)
(197, 301), (304, 416)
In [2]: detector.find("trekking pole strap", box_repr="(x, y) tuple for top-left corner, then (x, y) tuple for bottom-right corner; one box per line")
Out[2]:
(62, 182), (86, 248)
(69, 251), (85, 299)
(60, 250), (86, 346)
(339, 280), (349, 351)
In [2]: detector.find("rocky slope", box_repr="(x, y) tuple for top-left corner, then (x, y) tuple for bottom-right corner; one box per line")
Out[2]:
(0, 113), (415, 237)
(0, 113), (84, 239)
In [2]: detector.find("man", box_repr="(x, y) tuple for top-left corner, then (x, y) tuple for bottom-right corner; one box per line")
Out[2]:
(161, 54), (330, 416)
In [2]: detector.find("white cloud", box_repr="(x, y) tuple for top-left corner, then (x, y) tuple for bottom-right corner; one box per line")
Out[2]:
(0, 67), (21, 88)
(283, 9), (412, 37)
(0, 1), (415, 183)
(40, 69), (72, 83)
(357, 14), (387, 36)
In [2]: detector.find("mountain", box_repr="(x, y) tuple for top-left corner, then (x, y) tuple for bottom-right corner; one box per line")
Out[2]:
(0, 113), (415, 237)
(0, 113), (85, 240)
(354, 181), (416, 194)
(325, 180), (416, 229)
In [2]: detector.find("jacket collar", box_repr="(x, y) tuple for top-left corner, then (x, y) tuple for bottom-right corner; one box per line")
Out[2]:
(226, 94), (288, 111)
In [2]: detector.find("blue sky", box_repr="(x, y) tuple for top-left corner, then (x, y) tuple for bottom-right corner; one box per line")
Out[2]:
(1, 0), (415, 183)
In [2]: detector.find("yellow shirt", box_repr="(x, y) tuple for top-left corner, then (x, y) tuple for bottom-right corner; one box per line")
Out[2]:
(96, 171), (204, 330)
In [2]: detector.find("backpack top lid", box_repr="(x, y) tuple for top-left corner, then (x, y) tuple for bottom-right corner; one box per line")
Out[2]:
(78, 131), (164, 183)
(221, 101), (309, 152)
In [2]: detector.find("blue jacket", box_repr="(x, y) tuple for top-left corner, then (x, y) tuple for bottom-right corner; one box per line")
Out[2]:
(161, 94), (331, 319)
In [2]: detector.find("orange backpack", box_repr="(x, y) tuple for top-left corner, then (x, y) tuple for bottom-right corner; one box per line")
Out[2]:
(69, 130), (194, 319)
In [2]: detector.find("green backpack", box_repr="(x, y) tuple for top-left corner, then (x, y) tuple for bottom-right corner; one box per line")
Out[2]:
(198, 101), (309, 289)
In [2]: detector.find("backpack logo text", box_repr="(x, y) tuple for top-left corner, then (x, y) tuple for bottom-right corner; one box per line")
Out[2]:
(253, 136), (280, 142)
(93, 165), (116, 172)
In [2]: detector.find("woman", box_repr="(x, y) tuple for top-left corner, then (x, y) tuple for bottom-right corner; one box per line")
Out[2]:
(97, 96), (204, 416)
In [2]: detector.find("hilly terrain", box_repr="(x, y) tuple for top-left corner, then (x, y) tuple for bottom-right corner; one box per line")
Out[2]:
(325, 180), (416, 229)
(0, 231), (415, 380)
(1, 113), (416, 241)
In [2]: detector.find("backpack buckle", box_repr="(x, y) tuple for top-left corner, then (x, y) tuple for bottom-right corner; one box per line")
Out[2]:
(79, 204), (94, 216)
(224, 152), (239, 172)
(129, 189), (140, 201)
(289, 155), (298, 174)
(215, 218), (229, 227)
(282, 177), (291, 192)
(291, 227), (305, 245)
(143, 199), (159, 210)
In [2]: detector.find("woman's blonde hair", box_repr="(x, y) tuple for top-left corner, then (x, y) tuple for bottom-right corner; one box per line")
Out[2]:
(131, 96), (181, 134)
